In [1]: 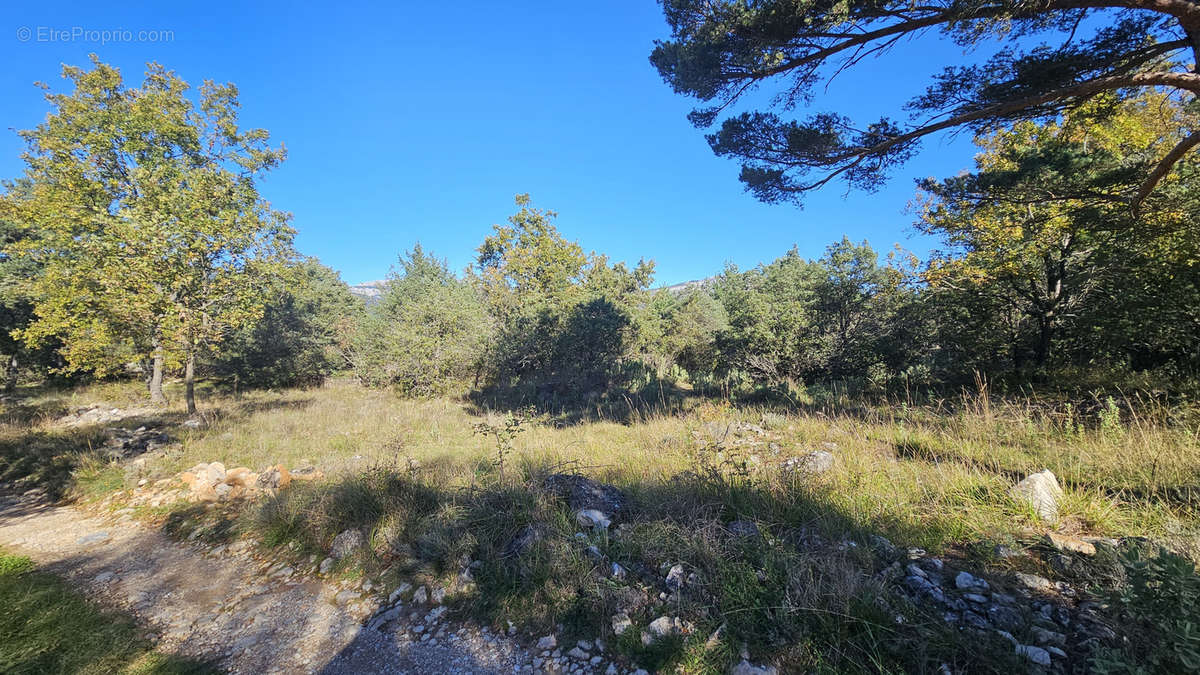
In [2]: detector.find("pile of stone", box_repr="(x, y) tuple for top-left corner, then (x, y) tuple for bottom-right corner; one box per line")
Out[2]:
(780, 450), (836, 474)
(178, 462), (324, 502)
(693, 421), (777, 449)
(56, 404), (168, 428)
(881, 534), (1119, 670)
(104, 425), (171, 460)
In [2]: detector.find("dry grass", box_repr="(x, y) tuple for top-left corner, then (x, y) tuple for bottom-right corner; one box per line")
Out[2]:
(59, 378), (1191, 558)
(3, 377), (1199, 672)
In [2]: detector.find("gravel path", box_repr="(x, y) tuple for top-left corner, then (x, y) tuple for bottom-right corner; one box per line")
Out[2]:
(0, 491), (539, 674)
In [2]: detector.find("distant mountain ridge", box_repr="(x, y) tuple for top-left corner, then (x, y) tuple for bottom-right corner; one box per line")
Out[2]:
(348, 280), (387, 304)
(347, 277), (710, 304)
(660, 279), (708, 294)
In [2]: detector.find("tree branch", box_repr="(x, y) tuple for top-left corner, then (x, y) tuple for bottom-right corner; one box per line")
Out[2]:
(1131, 128), (1200, 212)
(798, 71), (1200, 182)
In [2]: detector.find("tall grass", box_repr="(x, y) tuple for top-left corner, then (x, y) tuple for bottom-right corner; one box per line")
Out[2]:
(4, 377), (1198, 671)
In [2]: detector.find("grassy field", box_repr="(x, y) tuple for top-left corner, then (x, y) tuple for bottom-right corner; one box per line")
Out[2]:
(2, 378), (1198, 672)
(0, 551), (212, 675)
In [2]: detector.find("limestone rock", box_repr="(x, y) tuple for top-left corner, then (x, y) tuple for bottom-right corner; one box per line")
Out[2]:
(290, 465), (324, 482)
(205, 462), (227, 484)
(544, 474), (625, 520)
(641, 615), (693, 645)
(1015, 644), (1052, 666)
(1014, 572), (1055, 592)
(782, 451), (835, 474)
(954, 571), (989, 591)
(330, 529), (365, 560)
(611, 614), (632, 635)
(1045, 532), (1096, 556)
(257, 464), (292, 490)
(575, 509), (612, 530)
(1009, 470), (1063, 523)
(665, 564), (686, 592)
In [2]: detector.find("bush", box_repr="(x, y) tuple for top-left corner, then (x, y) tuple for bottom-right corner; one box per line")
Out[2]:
(1093, 547), (1200, 674)
(210, 259), (356, 389)
(349, 246), (492, 395)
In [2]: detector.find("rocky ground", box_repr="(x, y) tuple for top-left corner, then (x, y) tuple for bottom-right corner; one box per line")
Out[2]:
(0, 405), (1145, 674)
(0, 490), (650, 674)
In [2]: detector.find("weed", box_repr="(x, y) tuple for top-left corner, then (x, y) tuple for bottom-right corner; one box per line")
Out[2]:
(1093, 547), (1200, 674)
(473, 408), (532, 479)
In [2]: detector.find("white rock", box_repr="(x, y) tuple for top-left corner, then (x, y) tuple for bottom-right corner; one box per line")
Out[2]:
(642, 615), (684, 645)
(389, 582), (412, 603)
(665, 564), (686, 591)
(1009, 470), (1063, 523)
(611, 613), (633, 635)
(575, 509), (611, 530)
(329, 529), (365, 560)
(955, 571), (989, 591)
(536, 635), (557, 650)
(205, 462), (226, 483)
(783, 451), (835, 473)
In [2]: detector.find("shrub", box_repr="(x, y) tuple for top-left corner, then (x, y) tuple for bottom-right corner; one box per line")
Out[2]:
(1093, 547), (1200, 674)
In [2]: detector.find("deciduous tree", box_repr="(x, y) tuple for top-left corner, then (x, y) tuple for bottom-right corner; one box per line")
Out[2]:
(0, 57), (293, 413)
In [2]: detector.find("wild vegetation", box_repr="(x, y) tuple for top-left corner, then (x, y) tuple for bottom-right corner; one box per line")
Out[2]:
(1, 3), (1199, 671)
(0, 550), (212, 674)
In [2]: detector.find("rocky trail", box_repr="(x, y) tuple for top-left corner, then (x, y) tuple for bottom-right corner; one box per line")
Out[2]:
(0, 491), (542, 674)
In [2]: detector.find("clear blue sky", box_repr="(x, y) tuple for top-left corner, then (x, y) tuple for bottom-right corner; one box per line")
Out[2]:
(2, 1), (987, 286)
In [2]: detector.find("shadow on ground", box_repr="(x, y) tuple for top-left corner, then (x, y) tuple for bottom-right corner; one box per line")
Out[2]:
(0, 490), (526, 674)
(0, 394), (315, 500)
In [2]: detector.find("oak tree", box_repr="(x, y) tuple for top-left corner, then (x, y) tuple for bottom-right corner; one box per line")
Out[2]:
(0, 57), (293, 413)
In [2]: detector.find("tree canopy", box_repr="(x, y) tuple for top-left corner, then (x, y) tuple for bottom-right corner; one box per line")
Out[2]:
(651, 0), (1200, 210)
(0, 56), (293, 412)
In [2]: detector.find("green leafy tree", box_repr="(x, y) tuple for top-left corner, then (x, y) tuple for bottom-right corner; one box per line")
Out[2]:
(710, 249), (822, 383)
(918, 93), (1200, 373)
(350, 246), (492, 395)
(477, 195), (655, 400)
(647, 287), (729, 379)
(211, 258), (356, 389)
(0, 181), (64, 391)
(0, 57), (293, 413)
(709, 241), (922, 388)
(652, 0), (1200, 210)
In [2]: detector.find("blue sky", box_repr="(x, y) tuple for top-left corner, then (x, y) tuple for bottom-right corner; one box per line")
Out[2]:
(2, 1), (987, 286)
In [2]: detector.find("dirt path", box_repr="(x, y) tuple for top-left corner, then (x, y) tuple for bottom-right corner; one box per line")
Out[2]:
(0, 492), (540, 674)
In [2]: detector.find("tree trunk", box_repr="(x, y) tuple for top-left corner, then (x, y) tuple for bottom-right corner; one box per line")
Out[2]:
(185, 350), (197, 416)
(149, 348), (167, 406)
(1035, 311), (1053, 368)
(4, 354), (17, 393)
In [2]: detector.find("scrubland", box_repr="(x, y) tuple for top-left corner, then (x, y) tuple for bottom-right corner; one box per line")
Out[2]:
(3, 378), (1198, 672)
